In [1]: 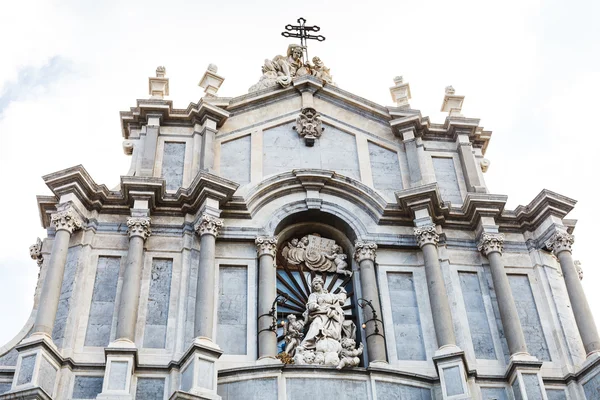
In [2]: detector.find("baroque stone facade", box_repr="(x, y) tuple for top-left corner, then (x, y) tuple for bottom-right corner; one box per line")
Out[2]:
(0, 46), (599, 400)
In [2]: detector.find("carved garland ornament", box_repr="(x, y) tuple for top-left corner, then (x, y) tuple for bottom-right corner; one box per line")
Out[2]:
(127, 217), (151, 240)
(51, 208), (83, 234)
(293, 108), (324, 146)
(353, 241), (377, 263)
(194, 214), (224, 237)
(545, 231), (574, 255)
(29, 238), (43, 267)
(477, 233), (505, 256)
(256, 236), (278, 258)
(414, 224), (439, 247)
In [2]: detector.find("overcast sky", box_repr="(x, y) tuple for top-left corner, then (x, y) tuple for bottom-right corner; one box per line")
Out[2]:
(0, 0), (599, 347)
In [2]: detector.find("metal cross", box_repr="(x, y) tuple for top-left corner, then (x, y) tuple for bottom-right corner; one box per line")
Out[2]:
(281, 17), (325, 62)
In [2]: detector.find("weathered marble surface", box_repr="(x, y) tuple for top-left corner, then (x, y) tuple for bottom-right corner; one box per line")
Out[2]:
(521, 374), (544, 400)
(162, 142), (185, 191)
(180, 364), (193, 392)
(375, 381), (431, 399)
(217, 266), (248, 355)
(286, 378), (368, 400)
(220, 135), (251, 185)
(545, 388), (567, 400)
(85, 256), (120, 347)
(480, 387), (508, 400)
(584, 373), (600, 400)
(185, 249), (199, 345)
(483, 269), (511, 363)
(387, 272), (426, 360)
(135, 377), (165, 400)
(17, 354), (36, 385)
(108, 361), (128, 390)
(52, 246), (81, 348)
(0, 383), (11, 394)
(442, 366), (463, 396)
(432, 157), (462, 204)
(0, 348), (17, 366)
(38, 356), (57, 396)
(218, 378), (277, 400)
(72, 376), (103, 399)
(144, 258), (173, 349)
(368, 141), (403, 200)
(459, 272), (496, 360)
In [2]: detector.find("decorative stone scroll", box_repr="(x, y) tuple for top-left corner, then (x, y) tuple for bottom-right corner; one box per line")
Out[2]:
(256, 236), (278, 258)
(353, 241), (377, 263)
(477, 233), (505, 256)
(29, 238), (43, 267)
(281, 234), (352, 276)
(293, 108), (324, 146)
(51, 208), (83, 234)
(194, 214), (223, 237)
(127, 217), (151, 240)
(284, 277), (361, 369)
(545, 231), (574, 255)
(414, 224), (439, 247)
(248, 44), (333, 92)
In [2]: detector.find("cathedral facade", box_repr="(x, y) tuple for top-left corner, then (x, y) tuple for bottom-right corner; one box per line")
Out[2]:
(0, 46), (599, 399)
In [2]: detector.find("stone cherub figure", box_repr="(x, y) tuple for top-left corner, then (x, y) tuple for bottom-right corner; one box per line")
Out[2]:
(283, 314), (305, 356)
(336, 338), (363, 370)
(324, 245), (352, 277)
(311, 56), (333, 84)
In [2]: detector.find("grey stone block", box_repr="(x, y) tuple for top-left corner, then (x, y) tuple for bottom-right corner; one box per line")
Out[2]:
(442, 366), (463, 396)
(368, 141), (403, 200)
(144, 259), (173, 349)
(220, 135), (251, 185)
(162, 142), (185, 190)
(584, 372), (600, 400)
(38, 356), (57, 397)
(197, 359), (214, 390)
(72, 376), (103, 399)
(480, 387), (508, 400)
(218, 378), (277, 400)
(0, 348), (18, 366)
(376, 381), (432, 400)
(432, 157), (463, 204)
(85, 257), (120, 347)
(387, 272), (426, 361)
(286, 378), (368, 400)
(521, 374), (543, 400)
(52, 246), (81, 348)
(217, 266), (248, 355)
(108, 361), (128, 390)
(136, 377), (165, 400)
(180, 364), (193, 392)
(185, 250), (199, 345)
(546, 389), (567, 400)
(0, 383), (11, 394)
(17, 354), (36, 386)
(459, 272), (496, 360)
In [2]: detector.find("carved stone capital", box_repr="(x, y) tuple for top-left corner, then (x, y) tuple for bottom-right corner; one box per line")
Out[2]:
(255, 236), (278, 258)
(127, 217), (151, 240)
(477, 233), (505, 256)
(414, 224), (439, 248)
(194, 214), (223, 237)
(354, 241), (377, 263)
(51, 208), (83, 234)
(29, 238), (43, 267)
(546, 231), (574, 255)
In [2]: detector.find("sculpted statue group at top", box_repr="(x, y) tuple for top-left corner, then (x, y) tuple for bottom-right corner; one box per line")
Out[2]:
(249, 44), (333, 92)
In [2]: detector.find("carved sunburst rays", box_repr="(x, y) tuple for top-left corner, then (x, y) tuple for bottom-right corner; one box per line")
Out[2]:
(275, 266), (355, 349)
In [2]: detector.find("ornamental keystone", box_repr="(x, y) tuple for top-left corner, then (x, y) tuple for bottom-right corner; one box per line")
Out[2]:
(194, 214), (224, 237)
(414, 224), (439, 248)
(127, 217), (151, 240)
(255, 236), (278, 258)
(51, 208), (83, 234)
(546, 231), (574, 255)
(354, 241), (377, 263)
(477, 232), (505, 256)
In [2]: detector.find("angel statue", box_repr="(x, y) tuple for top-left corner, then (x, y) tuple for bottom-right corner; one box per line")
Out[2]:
(324, 245), (352, 277)
(283, 314), (305, 356)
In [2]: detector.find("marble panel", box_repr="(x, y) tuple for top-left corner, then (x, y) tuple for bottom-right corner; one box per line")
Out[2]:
(144, 259), (173, 349)
(85, 256), (120, 347)
(72, 376), (103, 399)
(375, 381), (432, 400)
(52, 246), (81, 348)
(180, 364), (193, 392)
(197, 359), (214, 390)
(368, 141), (403, 200)
(218, 378), (277, 400)
(387, 272), (426, 361)
(432, 157), (462, 205)
(38, 356), (57, 396)
(512, 378), (522, 400)
(546, 388), (567, 400)
(17, 354), (36, 385)
(459, 272), (496, 360)
(508, 275), (551, 361)
(286, 378), (368, 400)
(584, 372), (600, 400)
(443, 366), (463, 396)
(108, 361), (128, 390)
(0, 383), (11, 394)
(162, 142), (185, 191)
(522, 374), (543, 400)
(480, 387), (508, 400)
(0, 348), (18, 366)
(217, 266), (248, 355)
(185, 249), (199, 345)
(136, 377), (165, 400)
(483, 269), (510, 364)
(220, 135), (251, 185)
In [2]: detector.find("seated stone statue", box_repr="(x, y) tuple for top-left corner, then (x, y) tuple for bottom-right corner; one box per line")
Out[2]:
(249, 44), (307, 92)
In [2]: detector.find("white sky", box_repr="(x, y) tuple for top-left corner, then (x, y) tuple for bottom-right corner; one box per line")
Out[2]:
(0, 0), (599, 347)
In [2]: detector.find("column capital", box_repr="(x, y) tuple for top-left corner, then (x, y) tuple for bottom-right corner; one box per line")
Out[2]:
(51, 207), (83, 234)
(477, 232), (505, 256)
(354, 241), (377, 263)
(194, 214), (223, 237)
(127, 217), (151, 240)
(546, 231), (574, 255)
(414, 224), (439, 247)
(255, 236), (278, 258)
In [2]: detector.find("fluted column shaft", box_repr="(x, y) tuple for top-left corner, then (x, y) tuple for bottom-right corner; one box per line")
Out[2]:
(547, 232), (600, 355)
(414, 225), (456, 349)
(33, 208), (83, 336)
(194, 214), (223, 340)
(116, 217), (151, 341)
(354, 241), (387, 363)
(479, 233), (528, 356)
(256, 236), (278, 359)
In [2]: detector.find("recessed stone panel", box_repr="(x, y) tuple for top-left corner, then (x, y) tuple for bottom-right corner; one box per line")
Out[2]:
(584, 372), (600, 400)
(108, 361), (128, 390)
(480, 387), (508, 400)
(286, 378), (368, 400)
(432, 157), (462, 205)
(38, 356), (57, 397)
(17, 354), (36, 386)
(85, 256), (120, 347)
(0, 383), (11, 394)
(443, 366), (463, 396)
(136, 377), (165, 400)
(521, 374), (543, 400)
(144, 259), (173, 349)
(162, 142), (185, 191)
(368, 141), (403, 200)
(52, 246), (81, 348)
(217, 265), (248, 355)
(220, 135), (251, 185)
(218, 378), (277, 400)
(375, 381), (432, 399)
(72, 376), (103, 399)
(546, 388), (567, 400)
(459, 272), (496, 360)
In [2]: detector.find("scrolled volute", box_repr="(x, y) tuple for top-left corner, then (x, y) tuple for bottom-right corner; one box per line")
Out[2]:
(354, 241), (377, 263)
(255, 236), (278, 258)
(545, 231), (574, 255)
(194, 214), (224, 237)
(51, 208), (83, 234)
(414, 224), (439, 247)
(127, 217), (151, 240)
(477, 232), (505, 256)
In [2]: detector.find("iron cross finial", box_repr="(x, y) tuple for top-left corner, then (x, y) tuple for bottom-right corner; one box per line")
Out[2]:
(281, 17), (326, 62)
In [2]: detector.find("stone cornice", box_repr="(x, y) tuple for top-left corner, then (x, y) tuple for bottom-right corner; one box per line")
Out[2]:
(37, 165), (238, 228)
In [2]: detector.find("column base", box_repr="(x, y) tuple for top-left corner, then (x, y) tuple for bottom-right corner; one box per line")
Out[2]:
(506, 358), (548, 399)
(0, 336), (62, 399)
(177, 338), (223, 398)
(433, 348), (471, 399)
(97, 341), (138, 399)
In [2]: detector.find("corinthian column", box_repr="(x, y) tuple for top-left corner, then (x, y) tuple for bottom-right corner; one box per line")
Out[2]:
(478, 233), (528, 357)
(33, 207), (83, 337)
(115, 216), (151, 342)
(546, 231), (600, 356)
(193, 214), (223, 340)
(354, 241), (387, 364)
(414, 224), (456, 350)
(256, 236), (278, 360)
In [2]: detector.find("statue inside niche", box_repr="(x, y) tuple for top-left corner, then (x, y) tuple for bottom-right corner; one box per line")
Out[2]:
(281, 234), (352, 276)
(283, 314), (305, 356)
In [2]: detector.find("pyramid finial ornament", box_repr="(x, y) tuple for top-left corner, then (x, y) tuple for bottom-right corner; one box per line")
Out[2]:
(149, 66), (169, 99)
(199, 63), (225, 97)
(441, 85), (464, 117)
(390, 76), (411, 107)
